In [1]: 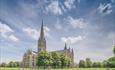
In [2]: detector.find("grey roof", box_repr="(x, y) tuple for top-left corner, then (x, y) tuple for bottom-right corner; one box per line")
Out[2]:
(50, 49), (64, 53)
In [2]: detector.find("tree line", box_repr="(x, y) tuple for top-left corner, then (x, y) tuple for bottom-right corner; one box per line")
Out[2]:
(79, 57), (115, 68)
(79, 45), (115, 68)
(0, 61), (20, 67)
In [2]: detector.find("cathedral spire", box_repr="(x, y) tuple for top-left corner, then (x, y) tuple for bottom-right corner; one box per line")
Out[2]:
(64, 43), (67, 50)
(40, 19), (44, 38)
(38, 20), (46, 52)
(72, 48), (74, 54)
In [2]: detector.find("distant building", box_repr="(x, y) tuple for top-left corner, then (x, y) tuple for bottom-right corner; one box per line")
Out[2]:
(22, 20), (74, 67)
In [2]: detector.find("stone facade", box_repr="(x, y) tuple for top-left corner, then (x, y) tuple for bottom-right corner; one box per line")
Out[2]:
(22, 49), (37, 67)
(22, 20), (74, 67)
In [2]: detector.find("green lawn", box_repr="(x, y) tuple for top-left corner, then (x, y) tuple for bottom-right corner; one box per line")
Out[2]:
(1, 68), (115, 70)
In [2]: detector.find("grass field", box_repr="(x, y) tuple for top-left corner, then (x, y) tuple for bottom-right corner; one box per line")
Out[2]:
(1, 68), (115, 70)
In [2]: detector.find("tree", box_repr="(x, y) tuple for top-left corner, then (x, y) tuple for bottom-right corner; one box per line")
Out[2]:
(107, 57), (115, 67)
(85, 58), (92, 68)
(102, 60), (108, 67)
(102, 45), (115, 68)
(92, 62), (97, 68)
(0, 61), (20, 67)
(8, 61), (17, 67)
(63, 57), (70, 68)
(14, 62), (20, 67)
(37, 51), (71, 68)
(37, 51), (52, 69)
(79, 60), (86, 68)
(0, 62), (7, 67)
(92, 62), (102, 68)
(102, 57), (115, 68)
(51, 52), (61, 68)
(60, 54), (70, 68)
(113, 45), (115, 57)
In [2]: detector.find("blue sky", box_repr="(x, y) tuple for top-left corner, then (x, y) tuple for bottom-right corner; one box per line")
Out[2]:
(0, 0), (115, 63)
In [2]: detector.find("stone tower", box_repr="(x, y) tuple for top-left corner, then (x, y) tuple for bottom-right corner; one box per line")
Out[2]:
(71, 48), (74, 67)
(64, 43), (67, 57)
(38, 20), (46, 52)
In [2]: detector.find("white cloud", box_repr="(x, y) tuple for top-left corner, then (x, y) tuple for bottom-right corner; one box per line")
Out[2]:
(64, 0), (75, 9)
(9, 35), (19, 42)
(61, 4), (67, 12)
(0, 22), (14, 33)
(1, 34), (19, 42)
(23, 27), (39, 39)
(0, 22), (19, 42)
(44, 26), (51, 37)
(61, 36), (83, 44)
(23, 26), (50, 40)
(45, 0), (76, 15)
(98, 3), (112, 15)
(19, 0), (76, 16)
(44, 26), (50, 32)
(65, 16), (87, 29)
(46, 0), (62, 15)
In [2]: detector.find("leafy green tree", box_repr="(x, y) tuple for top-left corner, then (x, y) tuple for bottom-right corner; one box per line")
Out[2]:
(102, 45), (115, 68)
(102, 60), (108, 67)
(14, 62), (20, 67)
(0, 61), (20, 67)
(37, 51), (52, 69)
(63, 57), (70, 68)
(51, 52), (61, 68)
(37, 51), (71, 68)
(85, 58), (92, 68)
(107, 57), (115, 67)
(60, 54), (70, 68)
(103, 46), (115, 68)
(8, 61), (17, 67)
(92, 62), (97, 68)
(102, 57), (115, 68)
(0, 62), (7, 67)
(113, 45), (115, 57)
(79, 60), (86, 68)
(92, 62), (102, 68)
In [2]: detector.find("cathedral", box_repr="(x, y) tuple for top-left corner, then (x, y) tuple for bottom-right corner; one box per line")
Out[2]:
(22, 20), (74, 67)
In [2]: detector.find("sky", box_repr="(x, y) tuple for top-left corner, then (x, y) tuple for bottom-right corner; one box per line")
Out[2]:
(0, 0), (115, 64)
